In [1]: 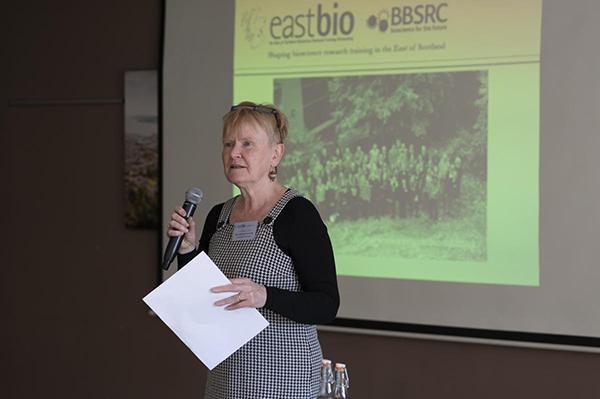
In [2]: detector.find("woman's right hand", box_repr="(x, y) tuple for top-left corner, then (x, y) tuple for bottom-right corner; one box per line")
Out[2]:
(166, 206), (196, 254)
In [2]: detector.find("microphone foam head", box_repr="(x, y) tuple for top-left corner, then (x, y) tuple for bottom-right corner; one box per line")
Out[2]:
(185, 187), (203, 204)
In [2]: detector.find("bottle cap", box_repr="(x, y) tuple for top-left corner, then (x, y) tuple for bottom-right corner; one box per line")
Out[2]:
(322, 359), (332, 366)
(335, 363), (346, 370)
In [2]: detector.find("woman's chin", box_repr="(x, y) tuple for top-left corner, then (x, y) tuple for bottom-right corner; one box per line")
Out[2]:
(225, 175), (241, 185)
(225, 173), (249, 186)
(226, 175), (267, 189)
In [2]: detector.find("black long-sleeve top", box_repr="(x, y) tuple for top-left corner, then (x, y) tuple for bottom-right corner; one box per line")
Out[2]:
(177, 196), (340, 325)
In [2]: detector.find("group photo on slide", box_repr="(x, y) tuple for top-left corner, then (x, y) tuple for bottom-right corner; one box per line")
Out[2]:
(275, 71), (488, 261)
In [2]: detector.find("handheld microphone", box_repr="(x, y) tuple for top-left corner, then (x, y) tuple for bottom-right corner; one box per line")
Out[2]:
(162, 188), (203, 270)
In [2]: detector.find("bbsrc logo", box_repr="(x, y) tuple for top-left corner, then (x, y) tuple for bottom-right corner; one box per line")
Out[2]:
(367, 3), (448, 33)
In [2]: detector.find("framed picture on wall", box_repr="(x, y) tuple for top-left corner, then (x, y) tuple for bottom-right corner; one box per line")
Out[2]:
(124, 70), (158, 229)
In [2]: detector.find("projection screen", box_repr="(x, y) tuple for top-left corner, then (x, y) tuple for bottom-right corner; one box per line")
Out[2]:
(162, 0), (600, 347)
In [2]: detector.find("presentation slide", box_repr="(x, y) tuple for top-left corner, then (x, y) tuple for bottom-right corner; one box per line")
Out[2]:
(163, 0), (600, 345)
(233, 0), (541, 286)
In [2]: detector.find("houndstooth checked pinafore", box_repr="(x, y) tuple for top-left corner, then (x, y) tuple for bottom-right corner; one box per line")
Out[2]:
(204, 189), (322, 399)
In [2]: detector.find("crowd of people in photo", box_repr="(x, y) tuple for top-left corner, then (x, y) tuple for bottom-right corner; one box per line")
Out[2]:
(285, 139), (464, 222)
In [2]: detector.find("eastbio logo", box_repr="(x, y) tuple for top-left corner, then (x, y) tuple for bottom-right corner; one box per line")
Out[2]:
(269, 3), (355, 39)
(367, 3), (448, 33)
(241, 8), (267, 48)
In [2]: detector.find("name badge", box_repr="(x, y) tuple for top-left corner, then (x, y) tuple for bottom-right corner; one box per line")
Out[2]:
(232, 221), (258, 241)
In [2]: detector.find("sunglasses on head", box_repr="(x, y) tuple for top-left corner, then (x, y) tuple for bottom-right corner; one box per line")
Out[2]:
(230, 105), (282, 143)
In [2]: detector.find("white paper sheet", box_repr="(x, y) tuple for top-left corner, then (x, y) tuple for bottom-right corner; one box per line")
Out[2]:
(142, 251), (269, 370)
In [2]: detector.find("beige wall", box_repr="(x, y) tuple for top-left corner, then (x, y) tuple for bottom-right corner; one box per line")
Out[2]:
(3, 1), (600, 397)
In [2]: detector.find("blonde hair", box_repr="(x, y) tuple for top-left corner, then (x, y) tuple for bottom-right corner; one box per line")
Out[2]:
(223, 101), (289, 145)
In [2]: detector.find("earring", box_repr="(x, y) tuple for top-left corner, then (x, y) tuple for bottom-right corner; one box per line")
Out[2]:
(268, 167), (277, 182)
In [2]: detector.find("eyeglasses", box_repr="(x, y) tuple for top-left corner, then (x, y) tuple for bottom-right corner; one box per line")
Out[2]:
(230, 105), (282, 142)
(230, 104), (277, 115)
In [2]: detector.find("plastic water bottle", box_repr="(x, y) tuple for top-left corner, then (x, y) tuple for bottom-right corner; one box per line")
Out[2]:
(317, 359), (334, 399)
(333, 363), (350, 398)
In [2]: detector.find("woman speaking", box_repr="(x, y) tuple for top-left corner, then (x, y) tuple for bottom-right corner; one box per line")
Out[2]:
(167, 102), (340, 398)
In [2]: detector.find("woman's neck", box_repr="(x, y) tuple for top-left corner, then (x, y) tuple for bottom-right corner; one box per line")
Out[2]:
(232, 181), (287, 222)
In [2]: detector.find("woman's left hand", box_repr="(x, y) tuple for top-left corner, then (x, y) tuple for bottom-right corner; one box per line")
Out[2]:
(212, 278), (267, 310)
